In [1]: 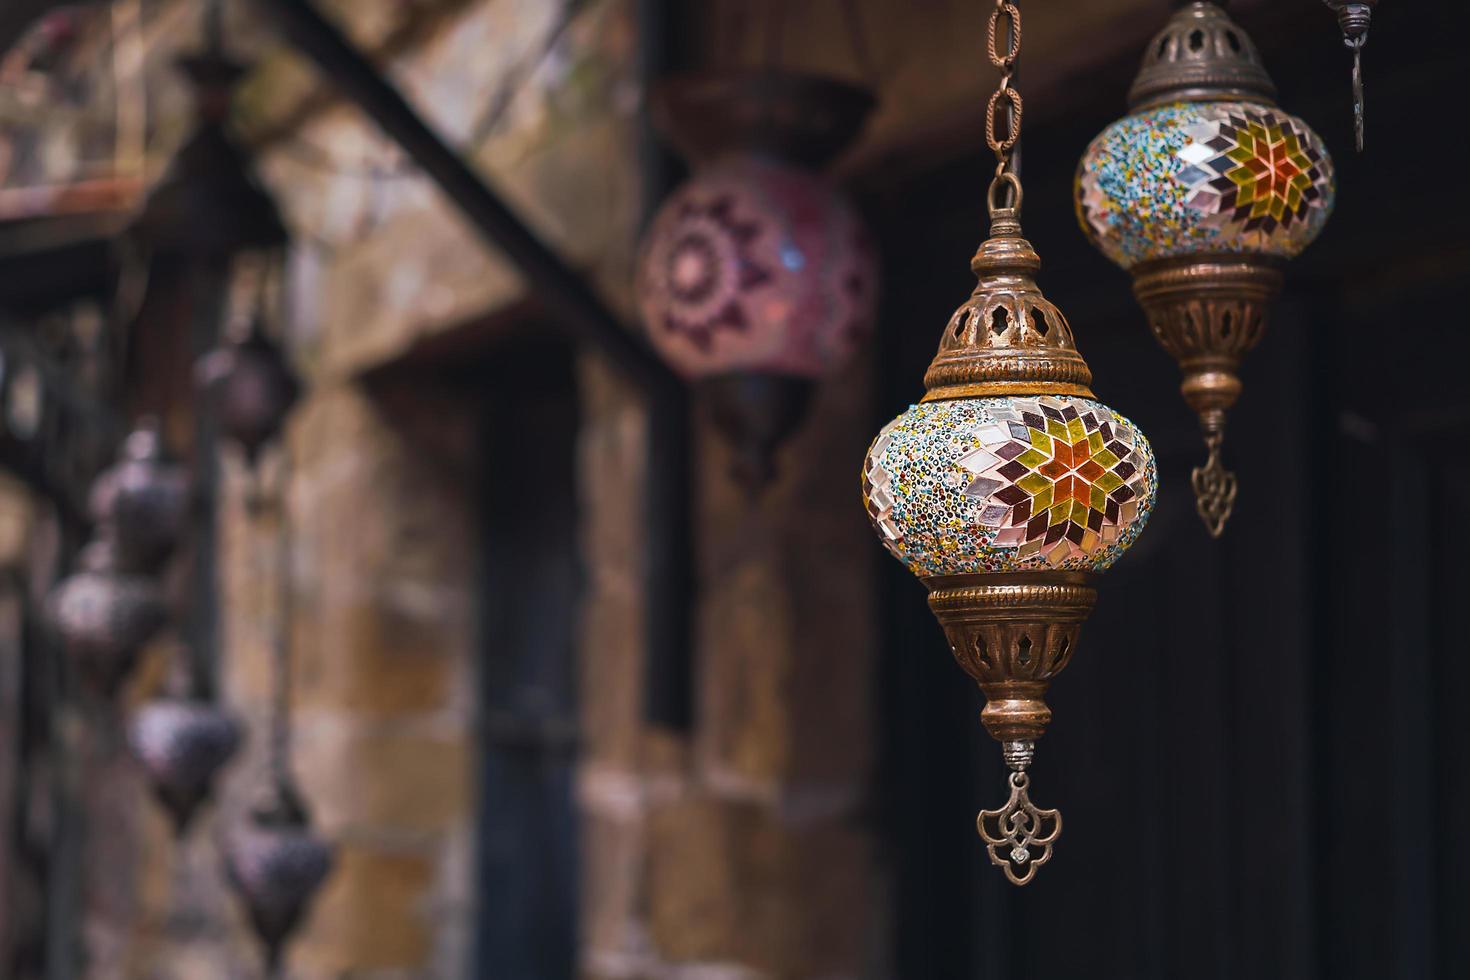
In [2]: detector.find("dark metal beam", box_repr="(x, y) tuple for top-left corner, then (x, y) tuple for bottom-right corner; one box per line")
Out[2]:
(252, 0), (697, 731)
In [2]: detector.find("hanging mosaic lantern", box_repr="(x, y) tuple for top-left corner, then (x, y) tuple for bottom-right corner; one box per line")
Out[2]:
(195, 314), (300, 463)
(226, 784), (333, 972)
(88, 419), (191, 574)
(47, 539), (169, 694)
(863, 3), (1155, 883)
(1075, 1), (1334, 536)
(1322, 0), (1377, 151)
(129, 687), (241, 834)
(638, 72), (879, 488)
(131, 1), (288, 261)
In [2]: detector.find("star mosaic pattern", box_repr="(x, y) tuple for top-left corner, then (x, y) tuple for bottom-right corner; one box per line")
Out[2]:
(1076, 101), (1334, 269)
(863, 396), (1156, 576)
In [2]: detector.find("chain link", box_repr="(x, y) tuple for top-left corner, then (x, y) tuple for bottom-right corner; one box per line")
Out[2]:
(984, 1), (1022, 174)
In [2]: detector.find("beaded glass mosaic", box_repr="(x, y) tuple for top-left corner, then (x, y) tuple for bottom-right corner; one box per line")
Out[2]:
(863, 395), (1157, 576)
(1077, 101), (1334, 269)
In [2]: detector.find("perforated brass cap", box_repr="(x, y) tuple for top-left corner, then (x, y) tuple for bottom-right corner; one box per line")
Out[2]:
(922, 190), (1094, 402)
(1127, 2), (1277, 111)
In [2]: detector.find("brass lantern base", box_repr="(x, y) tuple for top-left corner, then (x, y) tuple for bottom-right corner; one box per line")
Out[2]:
(925, 571), (1097, 884)
(1131, 253), (1284, 537)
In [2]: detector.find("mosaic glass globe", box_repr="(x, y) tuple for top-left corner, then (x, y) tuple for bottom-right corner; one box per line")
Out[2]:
(637, 155), (877, 379)
(865, 394), (1157, 577)
(1077, 100), (1335, 270)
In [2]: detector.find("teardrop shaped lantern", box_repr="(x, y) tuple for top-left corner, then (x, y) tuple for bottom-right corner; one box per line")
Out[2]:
(226, 785), (333, 972)
(195, 312), (301, 464)
(47, 539), (169, 694)
(1076, 1), (1334, 536)
(864, 2), (1155, 884)
(88, 419), (191, 574)
(129, 687), (241, 833)
(638, 72), (879, 488)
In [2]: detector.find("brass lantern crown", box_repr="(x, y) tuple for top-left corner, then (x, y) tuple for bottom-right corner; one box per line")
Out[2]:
(1128, 1), (1276, 110)
(923, 180), (1094, 402)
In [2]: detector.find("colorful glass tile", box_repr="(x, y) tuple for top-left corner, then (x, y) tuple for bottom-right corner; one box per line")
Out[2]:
(638, 156), (878, 378)
(1075, 101), (1334, 269)
(861, 395), (1157, 576)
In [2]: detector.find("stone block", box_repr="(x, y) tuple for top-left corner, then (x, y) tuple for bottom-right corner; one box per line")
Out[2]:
(290, 719), (473, 836)
(646, 798), (874, 978)
(291, 842), (436, 975)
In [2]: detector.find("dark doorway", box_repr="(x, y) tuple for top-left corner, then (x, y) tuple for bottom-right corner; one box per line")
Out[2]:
(474, 338), (582, 980)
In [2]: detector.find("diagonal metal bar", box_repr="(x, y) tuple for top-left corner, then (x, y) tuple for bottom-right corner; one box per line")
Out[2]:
(250, 0), (696, 731)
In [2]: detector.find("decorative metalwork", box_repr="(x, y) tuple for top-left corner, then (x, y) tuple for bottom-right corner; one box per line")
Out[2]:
(1076, 1), (1334, 535)
(978, 769), (1061, 886)
(1323, 1), (1377, 151)
(861, 0), (1155, 884)
(1190, 431), (1238, 538)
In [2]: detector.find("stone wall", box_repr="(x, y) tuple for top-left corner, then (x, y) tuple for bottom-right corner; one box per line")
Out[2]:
(49, 0), (885, 976)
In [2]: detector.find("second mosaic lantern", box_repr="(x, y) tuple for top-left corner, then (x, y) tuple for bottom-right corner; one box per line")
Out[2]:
(638, 72), (878, 489)
(1076, 1), (1334, 535)
(862, 1), (1156, 885)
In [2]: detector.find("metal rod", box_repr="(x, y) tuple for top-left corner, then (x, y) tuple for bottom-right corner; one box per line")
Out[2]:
(635, 0), (695, 732)
(253, 0), (698, 731)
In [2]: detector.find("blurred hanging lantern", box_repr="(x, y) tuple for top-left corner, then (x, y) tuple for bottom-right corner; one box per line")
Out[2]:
(1322, 0), (1377, 151)
(129, 669), (242, 833)
(638, 72), (879, 488)
(130, 0), (288, 262)
(1075, 1), (1334, 536)
(47, 538), (168, 694)
(196, 312), (301, 463)
(862, 2), (1156, 885)
(226, 784), (333, 972)
(227, 430), (330, 970)
(88, 419), (191, 573)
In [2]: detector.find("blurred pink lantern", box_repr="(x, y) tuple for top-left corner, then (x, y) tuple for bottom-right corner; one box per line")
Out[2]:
(637, 72), (878, 488)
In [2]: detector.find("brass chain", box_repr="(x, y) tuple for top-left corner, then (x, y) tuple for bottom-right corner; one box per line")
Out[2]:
(984, 1), (1022, 178)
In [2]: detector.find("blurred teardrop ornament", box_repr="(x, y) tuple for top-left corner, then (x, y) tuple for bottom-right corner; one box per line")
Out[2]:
(88, 419), (191, 574)
(226, 784), (333, 973)
(129, 692), (241, 833)
(195, 315), (300, 463)
(47, 538), (168, 694)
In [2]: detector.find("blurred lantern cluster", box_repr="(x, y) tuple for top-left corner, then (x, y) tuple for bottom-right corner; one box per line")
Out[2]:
(26, 1), (326, 970)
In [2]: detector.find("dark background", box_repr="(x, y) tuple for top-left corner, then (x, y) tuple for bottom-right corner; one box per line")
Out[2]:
(868, 2), (1470, 977)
